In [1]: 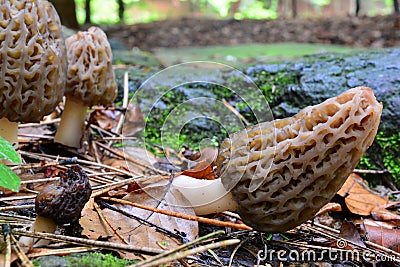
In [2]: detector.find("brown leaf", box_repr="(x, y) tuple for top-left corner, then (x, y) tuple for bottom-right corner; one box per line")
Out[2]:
(337, 173), (395, 217)
(181, 159), (216, 180)
(121, 103), (145, 136)
(90, 109), (119, 131)
(358, 223), (400, 252)
(339, 219), (366, 249)
(80, 199), (112, 240)
(100, 185), (198, 258)
(315, 202), (342, 217)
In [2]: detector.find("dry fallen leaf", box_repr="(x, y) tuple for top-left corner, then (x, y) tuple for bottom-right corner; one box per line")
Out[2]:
(122, 103), (145, 136)
(99, 185), (198, 259)
(337, 173), (400, 219)
(315, 202), (342, 217)
(339, 219), (366, 249)
(181, 159), (216, 180)
(357, 223), (400, 252)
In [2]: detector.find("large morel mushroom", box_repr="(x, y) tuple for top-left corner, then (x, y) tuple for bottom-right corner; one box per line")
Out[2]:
(0, 0), (67, 144)
(54, 26), (117, 148)
(173, 87), (382, 233)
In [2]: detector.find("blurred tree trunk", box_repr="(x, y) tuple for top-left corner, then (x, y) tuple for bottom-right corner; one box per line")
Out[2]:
(118, 0), (125, 22)
(50, 0), (79, 29)
(394, 0), (399, 14)
(85, 0), (91, 24)
(291, 0), (297, 18)
(355, 0), (361, 16)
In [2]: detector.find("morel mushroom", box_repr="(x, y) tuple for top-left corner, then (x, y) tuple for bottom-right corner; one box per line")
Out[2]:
(0, 0), (67, 144)
(21, 165), (91, 247)
(172, 87), (382, 233)
(54, 26), (117, 148)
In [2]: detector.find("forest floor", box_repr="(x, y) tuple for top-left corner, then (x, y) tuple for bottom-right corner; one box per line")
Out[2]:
(104, 15), (400, 51)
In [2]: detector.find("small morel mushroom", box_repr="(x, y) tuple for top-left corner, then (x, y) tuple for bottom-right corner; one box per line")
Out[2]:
(21, 165), (91, 247)
(0, 0), (67, 144)
(172, 87), (382, 233)
(54, 26), (117, 148)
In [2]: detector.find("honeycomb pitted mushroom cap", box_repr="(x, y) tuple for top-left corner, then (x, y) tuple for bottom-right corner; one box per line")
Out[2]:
(0, 0), (67, 122)
(216, 87), (382, 233)
(65, 26), (117, 107)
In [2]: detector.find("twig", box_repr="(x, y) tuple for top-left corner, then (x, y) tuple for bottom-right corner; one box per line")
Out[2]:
(0, 205), (35, 212)
(131, 239), (240, 267)
(27, 247), (96, 258)
(108, 71), (129, 147)
(228, 239), (247, 267)
(19, 151), (138, 177)
(98, 200), (184, 242)
(135, 230), (226, 267)
(3, 225), (11, 267)
(10, 234), (34, 267)
(12, 229), (164, 255)
(222, 98), (250, 126)
(353, 169), (391, 174)
(93, 202), (128, 244)
(95, 142), (168, 175)
(91, 175), (143, 197)
(100, 197), (252, 231)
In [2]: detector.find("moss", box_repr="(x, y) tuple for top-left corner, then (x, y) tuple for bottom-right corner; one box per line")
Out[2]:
(358, 131), (400, 184)
(32, 252), (136, 267)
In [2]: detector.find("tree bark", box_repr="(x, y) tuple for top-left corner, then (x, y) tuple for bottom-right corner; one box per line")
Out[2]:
(50, 0), (79, 29)
(394, 0), (399, 14)
(118, 0), (125, 23)
(355, 0), (361, 17)
(291, 0), (297, 18)
(85, 0), (91, 24)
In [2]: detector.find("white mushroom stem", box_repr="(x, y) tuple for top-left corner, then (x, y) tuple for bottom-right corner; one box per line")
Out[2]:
(0, 117), (18, 145)
(172, 175), (238, 215)
(54, 97), (88, 148)
(19, 216), (57, 248)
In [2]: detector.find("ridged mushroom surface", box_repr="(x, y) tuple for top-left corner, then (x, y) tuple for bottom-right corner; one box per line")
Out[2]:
(35, 165), (92, 224)
(65, 26), (116, 107)
(216, 87), (382, 233)
(0, 0), (66, 122)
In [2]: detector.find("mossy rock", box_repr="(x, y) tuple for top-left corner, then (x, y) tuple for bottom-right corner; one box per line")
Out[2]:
(243, 48), (400, 184)
(113, 48), (400, 184)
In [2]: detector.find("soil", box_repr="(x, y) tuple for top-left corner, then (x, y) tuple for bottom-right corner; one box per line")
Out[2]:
(104, 15), (400, 51)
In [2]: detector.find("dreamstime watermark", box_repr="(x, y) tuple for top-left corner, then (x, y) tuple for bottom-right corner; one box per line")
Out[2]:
(256, 239), (400, 265)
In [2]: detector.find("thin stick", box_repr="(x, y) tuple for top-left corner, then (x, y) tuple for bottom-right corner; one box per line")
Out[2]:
(100, 197), (252, 231)
(96, 142), (169, 175)
(132, 239), (240, 267)
(4, 229), (11, 267)
(93, 202), (127, 244)
(353, 169), (391, 174)
(19, 118), (61, 128)
(27, 247), (96, 258)
(0, 195), (36, 201)
(10, 234), (34, 267)
(135, 230), (226, 267)
(0, 205), (35, 212)
(12, 229), (164, 255)
(222, 98), (250, 126)
(19, 151), (138, 177)
(91, 175), (143, 197)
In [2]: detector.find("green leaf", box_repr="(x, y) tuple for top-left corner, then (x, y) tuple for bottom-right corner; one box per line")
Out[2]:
(0, 164), (20, 192)
(0, 136), (20, 163)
